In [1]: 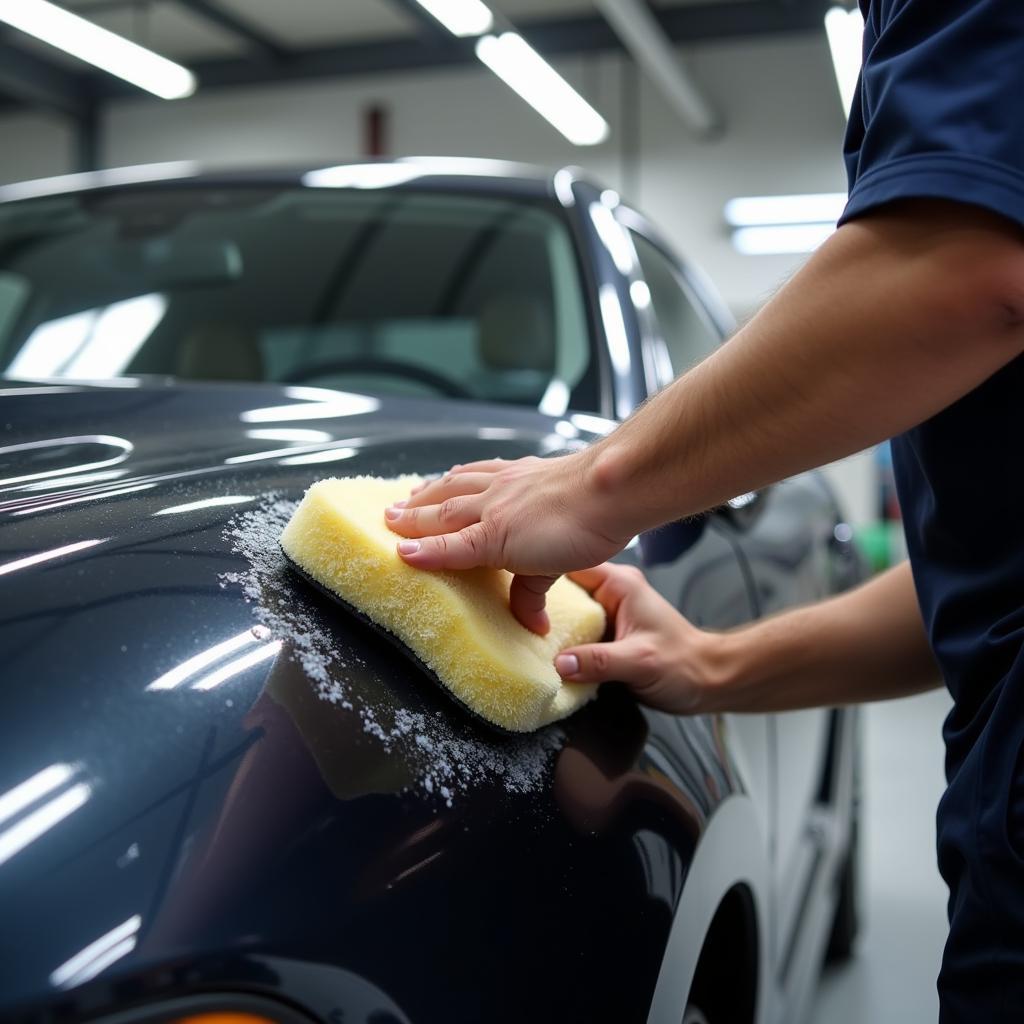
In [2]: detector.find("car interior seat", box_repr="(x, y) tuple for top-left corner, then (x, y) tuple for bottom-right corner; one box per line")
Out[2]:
(473, 293), (555, 403)
(175, 323), (265, 382)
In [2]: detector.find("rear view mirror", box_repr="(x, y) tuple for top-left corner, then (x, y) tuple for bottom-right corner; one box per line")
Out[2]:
(102, 238), (243, 289)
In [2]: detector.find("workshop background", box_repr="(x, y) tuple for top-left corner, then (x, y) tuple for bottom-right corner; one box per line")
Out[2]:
(0, 2), (950, 1019)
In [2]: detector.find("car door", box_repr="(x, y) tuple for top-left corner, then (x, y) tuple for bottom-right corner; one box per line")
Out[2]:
(617, 219), (778, 925)
(623, 218), (850, 995)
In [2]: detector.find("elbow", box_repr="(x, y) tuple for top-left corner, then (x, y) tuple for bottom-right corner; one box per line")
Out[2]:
(991, 258), (1024, 330)
(926, 239), (1024, 342)
(854, 200), (1024, 340)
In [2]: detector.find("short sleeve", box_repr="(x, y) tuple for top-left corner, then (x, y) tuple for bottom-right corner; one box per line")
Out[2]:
(840, 0), (1024, 228)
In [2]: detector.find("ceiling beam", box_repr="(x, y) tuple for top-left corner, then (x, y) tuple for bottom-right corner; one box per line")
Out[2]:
(0, 35), (90, 118)
(652, 0), (831, 41)
(78, 1), (833, 101)
(594, 0), (721, 138)
(380, 0), (458, 43)
(172, 0), (289, 61)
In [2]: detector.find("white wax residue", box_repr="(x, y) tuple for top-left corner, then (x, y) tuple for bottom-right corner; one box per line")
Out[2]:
(220, 498), (564, 805)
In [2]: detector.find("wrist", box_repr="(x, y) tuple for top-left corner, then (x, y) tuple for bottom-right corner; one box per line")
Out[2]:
(687, 629), (745, 715)
(579, 441), (644, 545)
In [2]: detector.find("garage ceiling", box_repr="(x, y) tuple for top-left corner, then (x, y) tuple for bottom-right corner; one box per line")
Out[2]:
(0, 0), (836, 138)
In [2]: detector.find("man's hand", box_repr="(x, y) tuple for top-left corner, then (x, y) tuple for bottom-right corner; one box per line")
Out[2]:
(388, 200), (1024, 639)
(555, 563), (715, 715)
(557, 560), (940, 716)
(385, 455), (632, 635)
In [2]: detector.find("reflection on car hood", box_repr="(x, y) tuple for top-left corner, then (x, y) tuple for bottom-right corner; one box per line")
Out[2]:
(0, 380), (725, 1022)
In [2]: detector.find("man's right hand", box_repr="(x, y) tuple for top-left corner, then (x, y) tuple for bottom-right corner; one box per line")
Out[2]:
(385, 453), (633, 635)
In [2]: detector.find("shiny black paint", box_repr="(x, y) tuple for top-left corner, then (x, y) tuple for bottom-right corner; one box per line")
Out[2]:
(0, 165), (856, 1024)
(0, 382), (737, 1023)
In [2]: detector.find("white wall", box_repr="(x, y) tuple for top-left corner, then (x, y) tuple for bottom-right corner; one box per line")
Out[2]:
(0, 111), (76, 184)
(0, 33), (877, 522)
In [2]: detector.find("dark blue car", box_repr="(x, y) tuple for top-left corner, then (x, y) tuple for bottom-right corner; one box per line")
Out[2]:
(0, 159), (863, 1024)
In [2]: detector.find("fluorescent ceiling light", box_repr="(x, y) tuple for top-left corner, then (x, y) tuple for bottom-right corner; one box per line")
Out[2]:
(152, 495), (254, 517)
(246, 428), (333, 443)
(537, 379), (570, 417)
(553, 168), (576, 207)
(190, 640), (281, 691)
(0, 0), (195, 99)
(302, 157), (526, 190)
(146, 630), (257, 691)
(413, 0), (492, 36)
(279, 447), (358, 466)
(724, 192), (847, 227)
(0, 764), (76, 828)
(240, 391), (380, 423)
(0, 539), (107, 577)
(598, 284), (631, 377)
(732, 223), (836, 256)
(302, 164), (423, 190)
(50, 915), (141, 989)
(62, 294), (167, 378)
(589, 202), (635, 275)
(476, 33), (610, 147)
(824, 5), (864, 118)
(630, 279), (652, 310)
(0, 781), (91, 867)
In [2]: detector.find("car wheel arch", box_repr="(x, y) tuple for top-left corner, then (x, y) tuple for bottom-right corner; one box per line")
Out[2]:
(645, 794), (769, 1024)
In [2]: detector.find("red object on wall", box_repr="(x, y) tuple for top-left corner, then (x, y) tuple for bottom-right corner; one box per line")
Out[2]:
(364, 104), (388, 157)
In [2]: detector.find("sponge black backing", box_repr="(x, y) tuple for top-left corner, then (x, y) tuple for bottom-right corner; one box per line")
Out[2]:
(280, 545), (517, 736)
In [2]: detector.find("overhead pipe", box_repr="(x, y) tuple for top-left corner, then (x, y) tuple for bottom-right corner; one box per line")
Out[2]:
(593, 0), (722, 139)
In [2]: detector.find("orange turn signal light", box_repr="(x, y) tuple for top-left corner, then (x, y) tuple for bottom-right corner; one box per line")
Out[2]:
(171, 1015), (279, 1024)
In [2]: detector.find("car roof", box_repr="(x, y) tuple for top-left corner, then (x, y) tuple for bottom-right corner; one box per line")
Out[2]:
(0, 157), (601, 205)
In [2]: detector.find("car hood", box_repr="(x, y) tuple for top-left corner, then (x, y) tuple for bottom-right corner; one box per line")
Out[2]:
(0, 381), (726, 1021)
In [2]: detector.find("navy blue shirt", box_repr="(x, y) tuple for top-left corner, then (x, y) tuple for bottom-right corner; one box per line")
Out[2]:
(839, 0), (1024, 877)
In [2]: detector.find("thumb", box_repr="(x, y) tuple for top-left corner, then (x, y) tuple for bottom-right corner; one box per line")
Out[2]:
(510, 574), (558, 636)
(555, 638), (647, 686)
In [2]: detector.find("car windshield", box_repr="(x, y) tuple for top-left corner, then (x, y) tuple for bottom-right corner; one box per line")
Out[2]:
(0, 185), (597, 413)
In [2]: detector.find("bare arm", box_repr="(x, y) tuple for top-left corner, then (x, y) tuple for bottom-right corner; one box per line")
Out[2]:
(587, 199), (1024, 528)
(390, 200), (1024, 631)
(558, 560), (940, 715)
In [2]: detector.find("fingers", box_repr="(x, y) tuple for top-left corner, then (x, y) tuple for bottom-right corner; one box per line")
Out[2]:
(405, 472), (494, 507)
(408, 460), (508, 499)
(385, 494), (484, 539)
(555, 637), (649, 686)
(396, 521), (496, 571)
(509, 574), (558, 636)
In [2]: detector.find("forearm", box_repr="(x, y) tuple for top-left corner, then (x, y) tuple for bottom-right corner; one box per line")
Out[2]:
(699, 561), (940, 714)
(588, 201), (1024, 536)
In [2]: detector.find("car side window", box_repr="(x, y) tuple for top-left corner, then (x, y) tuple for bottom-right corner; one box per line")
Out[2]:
(630, 232), (721, 377)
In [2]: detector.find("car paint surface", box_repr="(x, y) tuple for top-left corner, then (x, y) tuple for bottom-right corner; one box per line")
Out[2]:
(0, 164), (861, 1024)
(0, 382), (740, 1023)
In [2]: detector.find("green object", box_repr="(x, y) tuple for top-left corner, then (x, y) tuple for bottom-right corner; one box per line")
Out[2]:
(855, 522), (891, 574)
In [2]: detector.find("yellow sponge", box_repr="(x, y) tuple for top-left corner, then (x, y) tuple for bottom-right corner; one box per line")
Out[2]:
(280, 476), (605, 732)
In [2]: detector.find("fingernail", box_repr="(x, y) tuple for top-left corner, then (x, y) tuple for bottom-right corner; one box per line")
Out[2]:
(398, 540), (421, 555)
(394, 499), (408, 508)
(555, 654), (579, 677)
(385, 506), (402, 520)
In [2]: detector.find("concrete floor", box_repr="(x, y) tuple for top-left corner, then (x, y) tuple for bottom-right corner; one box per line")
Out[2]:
(810, 687), (953, 1022)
